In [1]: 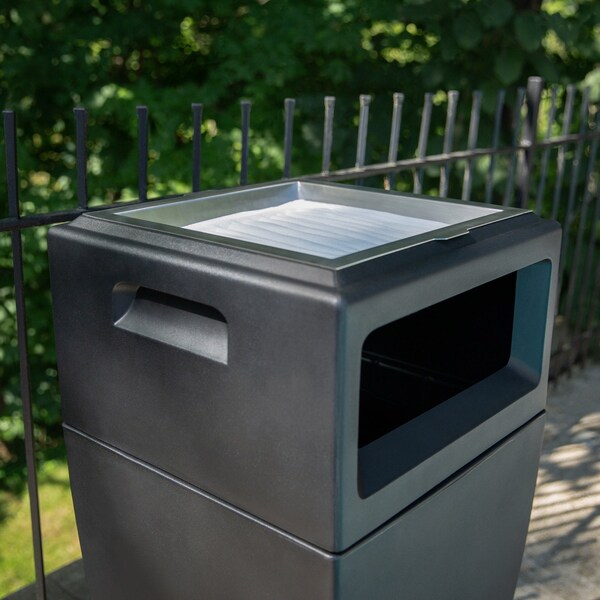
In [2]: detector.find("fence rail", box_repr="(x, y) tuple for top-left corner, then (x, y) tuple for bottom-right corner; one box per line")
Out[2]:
(1, 75), (599, 599)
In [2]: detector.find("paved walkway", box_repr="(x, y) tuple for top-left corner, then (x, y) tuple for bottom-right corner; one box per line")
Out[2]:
(6, 366), (600, 600)
(515, 365), (600, 600)
(5, 561), (86, 600)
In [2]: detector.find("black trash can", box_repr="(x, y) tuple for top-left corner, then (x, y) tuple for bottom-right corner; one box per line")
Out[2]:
(49, 180), (560, 600)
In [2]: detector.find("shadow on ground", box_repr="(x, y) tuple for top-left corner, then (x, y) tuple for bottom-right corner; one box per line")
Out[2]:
(515, 365), (600, 600)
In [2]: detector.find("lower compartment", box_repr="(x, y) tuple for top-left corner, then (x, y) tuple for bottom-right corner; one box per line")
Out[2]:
(65, 414), (544, 600)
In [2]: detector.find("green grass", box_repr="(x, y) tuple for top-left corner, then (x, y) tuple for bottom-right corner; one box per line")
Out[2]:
(0, 460), (81, 597)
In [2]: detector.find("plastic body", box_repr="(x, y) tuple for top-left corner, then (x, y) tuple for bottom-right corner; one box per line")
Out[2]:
(49, 181), (560, 598)
(64, 415), (544, 600)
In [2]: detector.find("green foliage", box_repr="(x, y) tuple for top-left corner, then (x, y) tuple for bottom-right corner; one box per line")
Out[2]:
(495, 47), (526, 85)
(514, 12), (545, 52)
(0, 460), (80, 596)
(476, 0), (514, 28)
(452, 13), (483, 51)
(0, 0), (599, 492)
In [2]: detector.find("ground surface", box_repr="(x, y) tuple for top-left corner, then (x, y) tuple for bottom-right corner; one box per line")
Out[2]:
(5, 365), (600, 600)
(0, 462), (80, 596)
(515, 365), (600, 600)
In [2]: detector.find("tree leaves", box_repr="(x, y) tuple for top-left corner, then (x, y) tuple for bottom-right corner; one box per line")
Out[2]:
(452, 12), (482, 50)
(514, 12), (545, 52)
(476, 0), (513, 28)
(495, 47), (525, 85)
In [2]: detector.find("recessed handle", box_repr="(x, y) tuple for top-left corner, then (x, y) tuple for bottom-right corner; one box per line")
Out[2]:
(112, 283), (228, 364)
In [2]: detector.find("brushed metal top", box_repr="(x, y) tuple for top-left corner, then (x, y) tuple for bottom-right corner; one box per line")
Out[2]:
(183, 200), (451, 259)
(88, 180), (529, 268)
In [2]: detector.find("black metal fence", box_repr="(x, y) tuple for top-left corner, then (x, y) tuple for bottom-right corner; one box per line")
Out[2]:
(2, 75), (600, 599)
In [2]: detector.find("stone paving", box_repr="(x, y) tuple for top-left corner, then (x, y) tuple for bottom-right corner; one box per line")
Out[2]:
(6, 366), (600, 600)
(5, 561), (86, 600)
(515, 365), (600, 600)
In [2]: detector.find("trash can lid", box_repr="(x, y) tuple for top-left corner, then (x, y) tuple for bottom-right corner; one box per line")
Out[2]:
(89, 180), (528, 267)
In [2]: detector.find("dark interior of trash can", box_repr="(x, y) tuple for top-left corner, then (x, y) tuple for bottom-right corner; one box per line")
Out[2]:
(358, 272), (517, 448)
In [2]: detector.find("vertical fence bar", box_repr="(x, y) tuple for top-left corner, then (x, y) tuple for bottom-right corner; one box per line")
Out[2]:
(136, 105), (148, 202)
(517, 77), (543, 209)
(503, 87), (526, 206)
(414, 93), (433, 194)
(283, 98), (295, 179)
(240, 100), (251, 186)
(566, 198), (591, 370)
(575, 181), (600, 360)
(535, 85), (558, 215)
(565, 193), (590, 363)
(191, 103), (203, 192)
(321, 96), (335, 174)
(579, 186), (600, 365)
(355, 94), (371, 168)
(551, 84), (576, 220)
(584, 248), (600, 361)
(564, 110), (600, 335)
(3, 110), (47, 600)
(461, 90), (482, 202)
(439, 91), (459, 198)
(485, 89), (506, 203)
(355, 94), (371, 185)
(73, 108), (88, 210)
(384, 92), (404, 190)
(558, 87), (591, 300)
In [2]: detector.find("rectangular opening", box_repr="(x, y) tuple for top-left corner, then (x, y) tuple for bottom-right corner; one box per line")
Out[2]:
(359, 273), (517, 449)
(357, 262), (551, 499)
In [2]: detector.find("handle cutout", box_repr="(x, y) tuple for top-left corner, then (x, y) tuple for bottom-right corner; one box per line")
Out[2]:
(113, 283), (228, 364)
